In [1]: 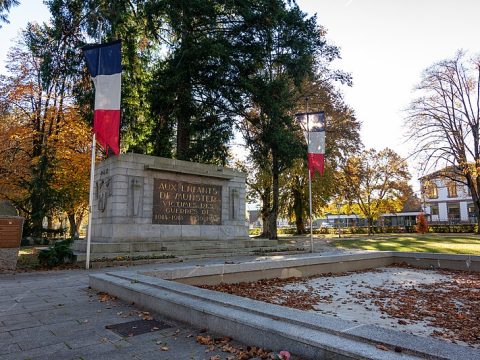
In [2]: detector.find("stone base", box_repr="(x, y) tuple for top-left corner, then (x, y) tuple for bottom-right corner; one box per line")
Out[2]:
(0, 248), (19, 271)
(73, 238), (282, 261)
(73, 239), (285, 261)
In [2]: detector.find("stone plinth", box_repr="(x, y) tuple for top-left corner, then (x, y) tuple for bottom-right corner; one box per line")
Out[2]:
(0, 248), (20, 271)
(74, 154), (252, 260)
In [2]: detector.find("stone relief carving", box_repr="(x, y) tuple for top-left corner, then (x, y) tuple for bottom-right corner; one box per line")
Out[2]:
(96, 177), (112, 213)
(128, 176), (144, 217)
(229, 187), (240, 220)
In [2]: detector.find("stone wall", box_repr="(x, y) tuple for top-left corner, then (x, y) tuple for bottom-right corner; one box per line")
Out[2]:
(89, 154), (248, 246)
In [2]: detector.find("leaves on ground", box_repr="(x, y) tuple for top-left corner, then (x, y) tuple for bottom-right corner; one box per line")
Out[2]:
(97, 292), (117, 302)
(195, 334), (276, 359)
(200, 265), (480, 347)
(354, 266), (480, 346)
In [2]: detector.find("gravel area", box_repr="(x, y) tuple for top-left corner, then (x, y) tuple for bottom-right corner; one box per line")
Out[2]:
(202, 265), (480, 348)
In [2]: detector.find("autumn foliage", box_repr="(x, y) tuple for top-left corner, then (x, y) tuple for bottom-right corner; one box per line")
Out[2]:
(416, 213), (429, 234)
(0, 24), (91, 237)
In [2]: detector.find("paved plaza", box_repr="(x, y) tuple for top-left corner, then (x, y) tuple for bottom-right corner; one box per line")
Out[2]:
(0, 257), (284, 360)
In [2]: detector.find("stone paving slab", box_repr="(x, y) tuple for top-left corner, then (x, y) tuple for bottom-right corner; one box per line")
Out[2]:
(91, 252), (480, 360)
(0, 254), (312, 360)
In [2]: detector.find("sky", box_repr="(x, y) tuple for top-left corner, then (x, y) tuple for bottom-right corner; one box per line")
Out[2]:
(2, 0), (480, 183)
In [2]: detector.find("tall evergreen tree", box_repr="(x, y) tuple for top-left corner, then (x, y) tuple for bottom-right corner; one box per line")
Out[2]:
(237, 0), (336, 239)
(0, 0), (19, 27)
(147, 0), (241, 164)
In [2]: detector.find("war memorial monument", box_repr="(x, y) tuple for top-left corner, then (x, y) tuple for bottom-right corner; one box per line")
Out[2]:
(73, 153), (276, 260)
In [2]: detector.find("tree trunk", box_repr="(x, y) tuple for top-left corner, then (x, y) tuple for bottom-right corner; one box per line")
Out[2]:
(260, 186), (271, 238)
(47, 217), (53, 238)
(293, 188), (305, 234)
(176, 91), (192, 160)
(472, 175), (480, 235)
(68, 213), (78, 239)
(30, 193), (44, 238)
(176, 109), (191, 160)
(175, 18), (193, 161)
(30, 151), (50, 238)
(368, 217), (373, 235)
(267, 154), (280, 240)
(75, 208), (86, 237)
(465, 173), (480, 234)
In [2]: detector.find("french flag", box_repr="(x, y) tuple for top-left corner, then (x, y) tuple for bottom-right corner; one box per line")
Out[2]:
(82, 40), (122, 155)
(296, 111), (325, 177)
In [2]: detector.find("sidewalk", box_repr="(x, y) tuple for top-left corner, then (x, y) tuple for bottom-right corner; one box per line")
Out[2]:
(0, 253), (324, 360)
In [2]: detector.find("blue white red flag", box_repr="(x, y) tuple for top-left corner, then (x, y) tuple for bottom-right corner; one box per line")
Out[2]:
(295, 111), (325, 177)
(82, 40), (122, 155)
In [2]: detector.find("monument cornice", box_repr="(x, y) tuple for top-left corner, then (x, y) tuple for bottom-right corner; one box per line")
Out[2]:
(144, 164), (234, 180)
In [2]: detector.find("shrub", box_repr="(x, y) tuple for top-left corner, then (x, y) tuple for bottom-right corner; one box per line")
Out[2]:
(249, 228), (261, 236)
(428, 224), (476, 233)
(416, 213), (428, 234)
(38, 239), (75, 267)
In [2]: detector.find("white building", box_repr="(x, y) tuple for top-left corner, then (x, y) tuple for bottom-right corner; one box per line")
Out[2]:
(420, 170), (476, 224)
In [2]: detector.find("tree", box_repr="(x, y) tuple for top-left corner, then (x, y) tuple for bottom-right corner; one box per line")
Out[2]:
(416, 213), (428, 234)
(51, 108), (91, 238)
(279, 159), (334, 234)
(237, 160), (273, 237)
(91, 0), (156, 154)
(147, 0), (238, 164)
(406, 51), (480, 232)
(238, 0), (332, 239)
(0, 0), (19, 27)
(338, 148), (411, 234)
(279, 80), (361, 234)
(0, 20), (87, 236)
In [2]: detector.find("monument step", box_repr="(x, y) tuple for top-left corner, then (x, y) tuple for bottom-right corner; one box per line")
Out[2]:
(73, 239), (279, 253)
(74, 245), (301, 262)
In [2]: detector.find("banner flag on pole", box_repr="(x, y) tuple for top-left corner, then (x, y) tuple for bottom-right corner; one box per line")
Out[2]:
(82, 40), (122, 155)
(296, 111), (325, 177)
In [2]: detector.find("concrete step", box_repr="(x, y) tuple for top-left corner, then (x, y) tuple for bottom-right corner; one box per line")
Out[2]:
(74, 244), (302, 262)
(73, 239), (278, 251)
(90, 269), (474, 360)
(73, 239), (279, 254)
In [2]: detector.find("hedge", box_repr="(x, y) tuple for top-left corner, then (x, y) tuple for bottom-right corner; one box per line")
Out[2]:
(249, 224), (478, 236)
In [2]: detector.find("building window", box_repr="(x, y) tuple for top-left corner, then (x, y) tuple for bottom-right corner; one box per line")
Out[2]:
(424, 181), (438, 199)
(468, 203), (477, 223)
(430, 204), (439, 216)
(447, 182), (457, 198)
(447, 203), (460, 223)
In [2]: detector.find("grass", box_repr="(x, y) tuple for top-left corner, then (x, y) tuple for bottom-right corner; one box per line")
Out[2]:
(331, 233), (480, 255)
(16, 248), (40, 270)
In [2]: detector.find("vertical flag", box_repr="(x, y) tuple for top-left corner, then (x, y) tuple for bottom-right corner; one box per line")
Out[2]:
(82, 40), (122, 155)
(296, 111), (325, 177)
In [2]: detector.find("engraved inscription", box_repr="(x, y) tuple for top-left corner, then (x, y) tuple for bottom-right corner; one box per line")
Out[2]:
(152, 179), (222, 225)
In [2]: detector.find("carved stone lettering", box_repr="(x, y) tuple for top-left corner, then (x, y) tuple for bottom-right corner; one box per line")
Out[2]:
(152, 179), (222, 225)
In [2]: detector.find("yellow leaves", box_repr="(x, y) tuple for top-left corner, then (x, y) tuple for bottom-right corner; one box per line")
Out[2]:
(0, 104), (91, 214)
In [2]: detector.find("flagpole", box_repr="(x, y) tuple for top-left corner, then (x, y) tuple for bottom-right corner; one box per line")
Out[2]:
(85, 24), (103, 270)
(86, 133), (96, 269)
(306, 98), (313, 253)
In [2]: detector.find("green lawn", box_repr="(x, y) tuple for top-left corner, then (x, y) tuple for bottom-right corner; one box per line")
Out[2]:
(331, 234), (480, 255)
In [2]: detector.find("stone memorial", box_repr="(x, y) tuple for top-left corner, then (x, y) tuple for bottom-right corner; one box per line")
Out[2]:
(74, 153), (272, 260)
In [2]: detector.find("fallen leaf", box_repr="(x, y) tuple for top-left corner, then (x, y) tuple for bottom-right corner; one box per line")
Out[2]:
(376, 344), (389, 351)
